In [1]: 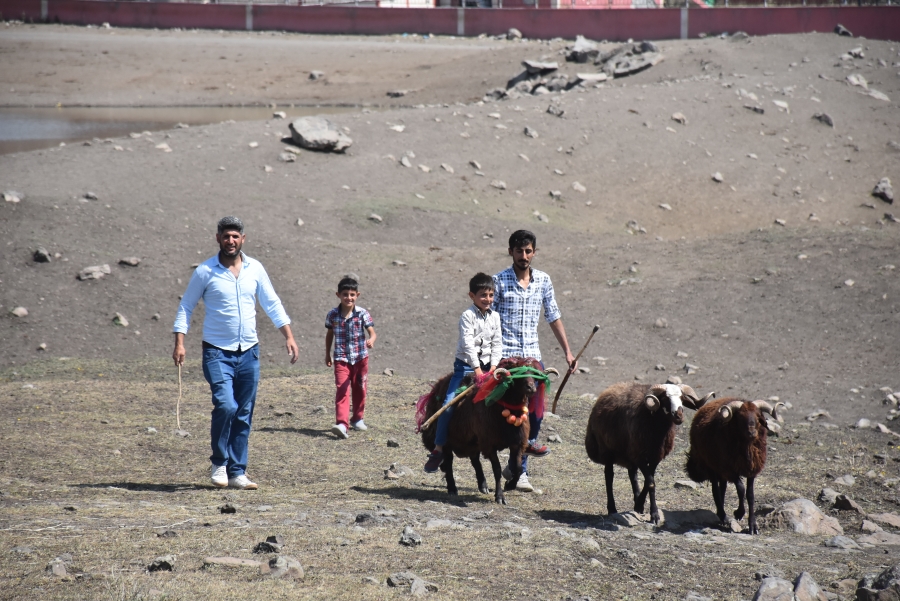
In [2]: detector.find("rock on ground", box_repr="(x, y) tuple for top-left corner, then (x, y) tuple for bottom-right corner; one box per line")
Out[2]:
(770, 498), (843, 535)
(289, 117), (352, 153)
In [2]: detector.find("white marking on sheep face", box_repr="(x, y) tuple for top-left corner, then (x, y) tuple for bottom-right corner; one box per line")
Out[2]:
(663, 384), (683, 413)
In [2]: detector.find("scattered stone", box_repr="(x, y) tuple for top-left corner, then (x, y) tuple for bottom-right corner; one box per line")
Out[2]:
(469, 160), (481, 170)
(203, 556), (261, 569)
(848, 46), (865, 59)
(253, 535), (284, 554)
(685, 593), (712, 601)
(10, 306), (28, 318)
(399, 525), (422, 546)
(490, 180), (507, 190)
(773, 100), (790, 112)
(77, 264), (111, 281)
(745, 105), (765, 114)
(869, 513), (900, 528)
(118, 257), (140, 267)
(873, 178), (894, 204)
(659, 203), (672, 211)
(548, 434), (563, 443)
(862, 520), (883, 534)
(522, 60), (558, 74)
(833, 474), (856, 486)
(46, 558), (68, 578)
(383, 368), (394, 376)
(308, 70), (324, 80)
(146, 427), (157, 434)
(411, 577), (439, 596)
(368, 213), (383, 223)
(834, 23), (853, 37)
(654, 318), (668, 328)
(33, 248), (51, 263)
(440, 163), (454, 174)
(858, 531), (900, 545)
(387, 438), (400, 448)
(575, 72), (608, 84)
(793, 572), (828, 601)
(752, 577), (795, 601)
(834, 494), (864, 514)
(148, 555), (176, 572)
(524, 127), (538, 139)
(507, 28), (522, 40)
(392, 260), (407, 267)
(387, 90), (408, 98)
(273, 111), (286, 119)
(220, 503), (237, 514)
(847, 73), (868, 89)
(674, 480), (698, 490)
(712, 172), (724, 183)
(567, 36), (599, 63)
(418, 164), (431, 173)
(684, 363), (699, 375)
(824, 535), (860, 550)
(855, 418), (872, 429)
(671, 112), (687, 125)
(813, 113), (834, 127)
(3, 190), (23, 203)
(547, 104), (565, 117)
(388, 572), (418, 587)
(770, 498), (843, 535)
(279, 152), (296, 163)
(610, 511), (645, 527)
(288, 117), (351, 153)
(260, 555), (303, 580)
(819, 488), (839, 505)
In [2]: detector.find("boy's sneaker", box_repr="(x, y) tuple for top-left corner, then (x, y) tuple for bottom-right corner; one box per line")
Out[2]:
(350, 420), (368, 431)
(211, 464), (228, 488)
(424, 450), (443, 473)
(331, 424), (349, 439)
(228, 474), (258, 490)
(524, 442), (551, 457)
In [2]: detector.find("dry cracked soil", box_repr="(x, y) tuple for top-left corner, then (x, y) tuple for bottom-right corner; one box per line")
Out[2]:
(0, 22), (899, 601)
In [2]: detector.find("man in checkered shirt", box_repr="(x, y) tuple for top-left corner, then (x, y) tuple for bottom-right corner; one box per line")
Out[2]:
(493, 229), (577, 492)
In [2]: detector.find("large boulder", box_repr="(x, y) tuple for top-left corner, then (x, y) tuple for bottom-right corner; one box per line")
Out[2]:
(769, 499), (843, 535)
(752, 577), (795, 601)
(857, 564), (900, 601)
(289, 117), (352, 153)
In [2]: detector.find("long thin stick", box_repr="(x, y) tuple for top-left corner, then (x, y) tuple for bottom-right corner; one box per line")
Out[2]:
(550, 324), (600, 414)
(420, 385), (475, 431)
(176, 364), (182, 430)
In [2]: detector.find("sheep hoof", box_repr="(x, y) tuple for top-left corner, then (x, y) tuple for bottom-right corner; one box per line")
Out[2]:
(734, 508), (746, 521)
(650, 513), (660, 526)
(496, 495), (507, 505)
(478, 483), (490, 494)
(748, 521), (759, 535)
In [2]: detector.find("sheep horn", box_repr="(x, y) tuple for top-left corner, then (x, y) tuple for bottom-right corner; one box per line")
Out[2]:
(697, 391), (716, 408)
(753, 400), (786, 423)
(543, 367), (560, 378)
(644, 394), (661, 413)
(493, 368), (511, 380)
(719, 400), (744, 423)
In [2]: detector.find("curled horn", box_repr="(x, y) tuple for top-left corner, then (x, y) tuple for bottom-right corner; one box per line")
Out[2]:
(493, 368), (511, 380)
(752, 400), (786, 423)
(719, 400), (745, 423)
(645, 384), (667, 413)
(679, 385), (700, 409)
(543, 367), (560, 378)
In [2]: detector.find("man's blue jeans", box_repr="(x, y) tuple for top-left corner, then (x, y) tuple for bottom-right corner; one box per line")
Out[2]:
(202, 344), (260, 478)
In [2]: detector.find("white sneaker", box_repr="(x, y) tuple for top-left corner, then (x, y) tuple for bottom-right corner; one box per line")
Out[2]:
(331, 424), (349, 439)
(228, 474), (258, 490)
(516, 473), (534, 493)
(211, 464), (228, 488)
(350, 420), (368, 431)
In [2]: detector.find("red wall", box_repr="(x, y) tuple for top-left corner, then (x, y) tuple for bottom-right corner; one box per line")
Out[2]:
(689, 7), (900, 41)
(3, 0), (897, 43)
(254, 5), (458, 35)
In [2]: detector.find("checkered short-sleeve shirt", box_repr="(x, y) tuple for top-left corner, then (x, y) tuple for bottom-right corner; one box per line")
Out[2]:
(326, 306), (374, 365)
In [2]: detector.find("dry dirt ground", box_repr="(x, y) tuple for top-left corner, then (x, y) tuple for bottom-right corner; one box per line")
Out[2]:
(1, 23), (899, 601)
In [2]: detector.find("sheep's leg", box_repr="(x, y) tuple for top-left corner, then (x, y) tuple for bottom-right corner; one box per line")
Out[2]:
(733, 477), (747, 522)
(604, 463), (617, 515)
(639, 464), (660, 525)
(711, 478), (727, 525)
(628, 467), (643, 513)
(487, 451), (507, 505)
(470, 456), (490, 495)
(746, 476), (758, 535)
(442, 450), (458, 496)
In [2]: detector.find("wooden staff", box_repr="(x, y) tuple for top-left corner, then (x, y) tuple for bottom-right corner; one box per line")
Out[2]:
(176, 364), (183, 430)
(550, 324), (600, 414)
(420, 384), (475, 431)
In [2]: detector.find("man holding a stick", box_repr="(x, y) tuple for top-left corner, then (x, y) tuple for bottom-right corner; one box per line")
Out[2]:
(173, 216), (299, 490)
(494, 230), (577, 492)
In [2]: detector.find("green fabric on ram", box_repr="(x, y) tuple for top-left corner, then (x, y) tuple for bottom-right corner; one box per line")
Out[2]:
(482, 366), (552, 407)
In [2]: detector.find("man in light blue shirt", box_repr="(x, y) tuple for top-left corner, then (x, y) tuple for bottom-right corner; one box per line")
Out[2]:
(173, 216), (298, 490)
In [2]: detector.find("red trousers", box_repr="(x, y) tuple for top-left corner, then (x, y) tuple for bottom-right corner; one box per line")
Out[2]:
(334, 357), (368, 428)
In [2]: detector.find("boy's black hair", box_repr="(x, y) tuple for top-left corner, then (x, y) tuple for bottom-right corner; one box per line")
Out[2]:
(338, 274), (359, 293)
(508, 229), (536, 250)
(469, 272), (495, 294)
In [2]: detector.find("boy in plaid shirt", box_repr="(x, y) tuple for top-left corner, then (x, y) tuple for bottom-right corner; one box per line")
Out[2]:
(325, 275), (377, 439)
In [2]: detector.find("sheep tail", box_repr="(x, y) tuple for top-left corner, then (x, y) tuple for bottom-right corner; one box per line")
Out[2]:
(684, 450), (708, 483)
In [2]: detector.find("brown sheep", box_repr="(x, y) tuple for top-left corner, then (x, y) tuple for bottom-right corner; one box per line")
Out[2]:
(420, 357), (557, 504)
(585, 382), (713, 525)
(685, 397), (784, 534)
